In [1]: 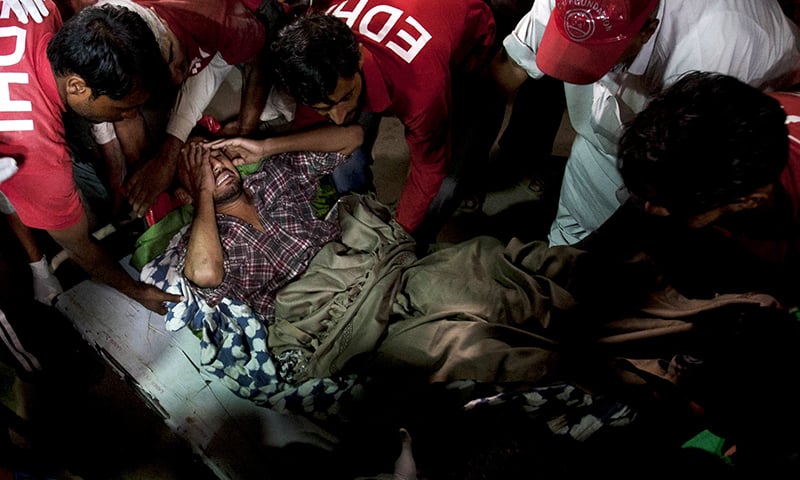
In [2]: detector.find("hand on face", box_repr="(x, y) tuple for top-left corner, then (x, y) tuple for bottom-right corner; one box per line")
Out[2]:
(205, 137), (266, 166)
(179, 142), (216, 201)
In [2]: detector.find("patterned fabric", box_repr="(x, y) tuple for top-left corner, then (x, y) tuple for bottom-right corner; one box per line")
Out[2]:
(464, 382), (637, 442)
(177, 151), (348, 319)
(142, 229), (365, 421)
(143, 240), (639, 435)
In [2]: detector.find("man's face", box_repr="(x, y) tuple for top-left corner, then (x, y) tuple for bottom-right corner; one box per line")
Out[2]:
(208, 151), (244, 206)
(310, 72), (363, 125)
(616, 14), (660, 69)
(68, 87), (149, 123)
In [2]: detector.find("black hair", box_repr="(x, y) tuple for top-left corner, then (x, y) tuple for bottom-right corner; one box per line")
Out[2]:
(618, 71), (789, 217)
(46, 4), (170, 101)
(270, 12), (360, 106)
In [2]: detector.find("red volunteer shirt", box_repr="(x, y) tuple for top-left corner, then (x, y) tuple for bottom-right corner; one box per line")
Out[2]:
(0, 2), (84, 231)
(138, 0), (265, 76)
(326, 0), (495, 232)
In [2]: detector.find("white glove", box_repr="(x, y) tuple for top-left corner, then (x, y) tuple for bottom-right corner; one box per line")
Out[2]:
(0, 156), (18, 184)
(2, 0), (50, 24)
(30, 255), (63, 305)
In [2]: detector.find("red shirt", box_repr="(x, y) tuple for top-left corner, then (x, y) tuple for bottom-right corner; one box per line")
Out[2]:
(770, 92), (800, 220)
(0, 2), (83, 231)
(325, 0), (495, 232)
(138, 0), (265, 76)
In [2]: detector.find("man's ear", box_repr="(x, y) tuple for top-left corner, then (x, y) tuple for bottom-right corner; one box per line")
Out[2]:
(174, 187), (193, 205)
(644, 201), (670, 217)
(639, 18), (659, 45)
(357, 43), (364, 69)
(65, 74), (91, 102)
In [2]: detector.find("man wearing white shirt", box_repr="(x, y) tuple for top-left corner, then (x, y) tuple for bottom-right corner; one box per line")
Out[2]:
(494, 0), (800, 246)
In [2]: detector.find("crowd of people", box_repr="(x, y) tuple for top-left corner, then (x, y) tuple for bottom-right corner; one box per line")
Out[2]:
(4, 0), (800, 477)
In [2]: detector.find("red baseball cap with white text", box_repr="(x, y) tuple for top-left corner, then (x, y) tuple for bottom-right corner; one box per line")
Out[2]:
(537, 0), (659, 84)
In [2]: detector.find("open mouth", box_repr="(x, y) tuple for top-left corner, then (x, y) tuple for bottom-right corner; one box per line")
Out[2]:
(215, 170), (234, 186)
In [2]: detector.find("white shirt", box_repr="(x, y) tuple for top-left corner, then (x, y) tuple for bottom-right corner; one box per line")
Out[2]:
(505, 0), (800, 245)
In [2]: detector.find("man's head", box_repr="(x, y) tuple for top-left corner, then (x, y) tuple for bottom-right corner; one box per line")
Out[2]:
(47, 3), (170, 123)
(176, 140), (245, 208)
(619, 71), (789, 228)
(271, 12), (363, 125)
(93, 0), (189, 85)
(537, 0), (660, 85)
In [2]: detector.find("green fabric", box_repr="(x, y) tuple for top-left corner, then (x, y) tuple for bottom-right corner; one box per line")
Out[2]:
(682, 429), (732, 464)
(236, 160), (262, 178)
(130, 204), (194, 271)
(312, 175), (341, 219)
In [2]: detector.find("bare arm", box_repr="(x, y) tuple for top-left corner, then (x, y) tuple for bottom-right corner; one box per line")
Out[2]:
(490, 47), (530, 95)
(228, 55), (270, 137)
(47, 212), (181, 314)
(124, 133), (183, 218)
(97, 138), (129, 217)
(206, 124), (365, 165)
(180, 144), (225, 287)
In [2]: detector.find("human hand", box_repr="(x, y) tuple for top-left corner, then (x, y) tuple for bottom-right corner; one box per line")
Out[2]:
(205, 137), (267, 166)
(125, 137), (183, 218)
(3, 0), (49, 23)
(216, 118), (258, 138)
(179, 143), (215, 201)
(133, 281), (182, 315)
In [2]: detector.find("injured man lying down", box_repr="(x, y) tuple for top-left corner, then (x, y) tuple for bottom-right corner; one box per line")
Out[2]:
(139, 139), (786, 422)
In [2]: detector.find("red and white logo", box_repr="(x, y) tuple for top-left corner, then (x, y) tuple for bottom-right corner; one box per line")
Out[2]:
(563, 9), (595, 42)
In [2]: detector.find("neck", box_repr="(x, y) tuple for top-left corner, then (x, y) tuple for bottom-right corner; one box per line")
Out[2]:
(217, 190), (264, 232)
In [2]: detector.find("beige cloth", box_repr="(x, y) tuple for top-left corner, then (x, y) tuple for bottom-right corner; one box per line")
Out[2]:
(270, 193), (783, 389)
(269, 194), (584, 384)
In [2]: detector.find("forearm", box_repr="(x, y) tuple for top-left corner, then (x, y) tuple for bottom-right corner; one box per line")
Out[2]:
(238, 57), (269, 135)
(47, 216), (141, 298)
(394, 140), (448, 232)
(98, 139), (127, 195)
(154, 134), (183, 180)
(184, 193), (224, 287)
(264, 124), (365, 156)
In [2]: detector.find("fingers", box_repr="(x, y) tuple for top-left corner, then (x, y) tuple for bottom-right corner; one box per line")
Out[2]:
(204, 138), (232, 149)
(204, 138), (247, 157)
(125, 175), (151, 218)
(183, 142), (211, 170)
(127, 180), (158, 218)
(139, 284), (183, 315)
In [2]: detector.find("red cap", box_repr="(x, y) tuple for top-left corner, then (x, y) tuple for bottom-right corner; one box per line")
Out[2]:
(537, 0), (659, 85)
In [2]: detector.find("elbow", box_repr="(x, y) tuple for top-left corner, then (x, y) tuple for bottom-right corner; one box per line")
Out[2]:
(341, 125), (365, 155)
(184, 263), (224, 288)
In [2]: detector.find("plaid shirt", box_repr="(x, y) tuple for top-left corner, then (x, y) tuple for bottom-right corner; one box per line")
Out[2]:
(181, 151), (348, 320)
